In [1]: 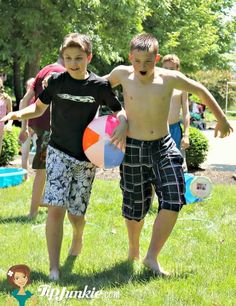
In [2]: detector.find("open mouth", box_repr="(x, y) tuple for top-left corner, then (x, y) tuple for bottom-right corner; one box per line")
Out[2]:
(140, 71), (147, 76)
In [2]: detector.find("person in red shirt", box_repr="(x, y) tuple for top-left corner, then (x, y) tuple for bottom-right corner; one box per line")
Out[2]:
(19, 56), (66, 218)
(20, 77), (35, 172)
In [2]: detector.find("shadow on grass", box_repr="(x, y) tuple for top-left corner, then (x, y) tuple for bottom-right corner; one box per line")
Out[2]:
(136, 268), (195, 282)
(58, 258), (194, 288)
(0, 270), (49, 293)
(0, 264), (195, 296)
(0, 279), (11, 293)
(0, 211), (46, 224)
(59, 259), (135, 289)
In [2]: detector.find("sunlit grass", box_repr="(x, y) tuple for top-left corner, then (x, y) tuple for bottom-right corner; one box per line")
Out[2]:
(0, 178), (236, 305)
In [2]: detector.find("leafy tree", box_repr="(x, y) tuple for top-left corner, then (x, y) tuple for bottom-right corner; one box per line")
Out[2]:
(190, 69), (236, 109)
(0, 0), (150, 102)
(71, 0), (150, 74)
(143, 0), (236, 73)
(0, 0), (235, 104)
(0, 0), (76, 103)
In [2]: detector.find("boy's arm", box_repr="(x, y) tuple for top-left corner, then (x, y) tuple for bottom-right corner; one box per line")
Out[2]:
(0, 98), (48, 123)
(5, 96), (13, 130)
(172, 72), (233, 137)
(110, 108), (128, 150)
(19, 88), (35, 110)
(181, 91), (190, 149)
(19, 88), (35, 128)
(18, 88), (35, 142)
(105, 65), (127, 88)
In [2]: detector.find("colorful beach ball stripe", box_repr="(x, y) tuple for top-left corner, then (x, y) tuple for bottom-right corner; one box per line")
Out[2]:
(83, 115), (125, 169)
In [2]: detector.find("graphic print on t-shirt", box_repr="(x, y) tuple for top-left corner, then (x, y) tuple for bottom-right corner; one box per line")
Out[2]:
(57, 94), (95, 103)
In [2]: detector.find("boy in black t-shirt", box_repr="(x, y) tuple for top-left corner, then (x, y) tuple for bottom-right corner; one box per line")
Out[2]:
(2, 33), (127, 281)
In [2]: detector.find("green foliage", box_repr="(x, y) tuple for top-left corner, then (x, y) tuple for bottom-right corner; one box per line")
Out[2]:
(0, 0), (76, 98)
(143, 0), (236, 73)
(0, 0), (235, 101)
(72, 0), (150, 74)
(0, 126), (20, 166)
(191, 69), (235, 109)
(0, 1), (75, 63)
(186, 126), (209, 169)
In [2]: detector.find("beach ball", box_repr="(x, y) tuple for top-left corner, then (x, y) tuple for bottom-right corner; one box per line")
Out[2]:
(83, 115), (125, 168)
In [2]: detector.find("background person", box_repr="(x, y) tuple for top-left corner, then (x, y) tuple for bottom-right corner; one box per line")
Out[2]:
(0, 78), (13, 154)
(18, 56), (66, 218)
(19, 77), (36, 173)
(162, 54), (190, 171)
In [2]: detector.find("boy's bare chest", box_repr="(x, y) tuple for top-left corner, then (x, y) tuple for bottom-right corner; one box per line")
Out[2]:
(123, 80), (171, 107)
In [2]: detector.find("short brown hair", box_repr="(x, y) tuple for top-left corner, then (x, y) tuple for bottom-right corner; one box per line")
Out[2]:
(162, 54), (180, 69)
(7, 265), (31, 288)
(60, 33), (92, 56)
(130, 33), (159, 54)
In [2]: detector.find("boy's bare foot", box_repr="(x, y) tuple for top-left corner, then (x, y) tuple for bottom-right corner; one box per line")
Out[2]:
(68, 237), (83, 256)
(128, 254), (140, 261)
(143, 257), (170, 277)
(128, 248), (140, 261)
(49, 269), (59, 281)
(27, 212), (38, 219)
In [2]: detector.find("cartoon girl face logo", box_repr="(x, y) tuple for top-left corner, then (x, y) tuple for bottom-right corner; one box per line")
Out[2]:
(7, 264), (31, 288)
(7, 265), (34, 306)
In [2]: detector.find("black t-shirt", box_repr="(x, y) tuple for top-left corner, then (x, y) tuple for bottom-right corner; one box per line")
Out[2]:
(39, 71), (122, 161)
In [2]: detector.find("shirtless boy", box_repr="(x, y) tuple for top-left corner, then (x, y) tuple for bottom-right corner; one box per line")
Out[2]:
(162, 54), (190, 151)
(107, 33), (233, 275)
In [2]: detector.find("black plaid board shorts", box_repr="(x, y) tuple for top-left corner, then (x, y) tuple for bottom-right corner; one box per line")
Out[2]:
(44, 145), (96, 216)
(120, 134), (186, 221)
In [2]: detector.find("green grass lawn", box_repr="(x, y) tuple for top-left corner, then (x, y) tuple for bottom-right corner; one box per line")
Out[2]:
(0, 177), (236, 305)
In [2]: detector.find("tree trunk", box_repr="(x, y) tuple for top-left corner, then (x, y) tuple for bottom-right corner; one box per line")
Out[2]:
(12, 54), (22, 107)
(23, 53), (41, 86)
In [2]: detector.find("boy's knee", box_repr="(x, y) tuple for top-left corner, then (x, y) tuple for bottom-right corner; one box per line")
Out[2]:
(68, 214), (85, 227)
(124, 215), (145, 222)
(48, 206), (66, 220)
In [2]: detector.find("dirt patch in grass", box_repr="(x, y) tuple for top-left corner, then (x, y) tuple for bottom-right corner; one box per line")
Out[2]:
(5, 155), (236, 185)
(96, 167), (236, 185)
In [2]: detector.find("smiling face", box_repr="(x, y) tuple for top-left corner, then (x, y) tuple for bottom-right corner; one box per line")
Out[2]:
(129, 50), (160, 81)
(63, 47), (92, 80)
(14, 272), (28, 288)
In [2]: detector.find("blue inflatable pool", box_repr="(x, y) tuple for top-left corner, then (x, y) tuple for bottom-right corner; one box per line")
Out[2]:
(0, 168), (27, 188)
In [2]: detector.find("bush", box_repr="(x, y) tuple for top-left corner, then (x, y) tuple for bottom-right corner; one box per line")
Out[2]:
(0, 126), (20, 166)
(186, 126), (209, 169)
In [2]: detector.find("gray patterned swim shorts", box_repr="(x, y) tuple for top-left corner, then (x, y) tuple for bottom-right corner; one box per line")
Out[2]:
(44, 145), (96, 216)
